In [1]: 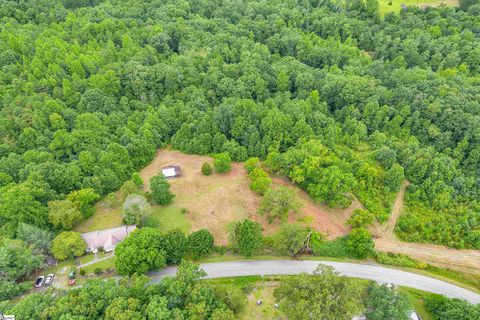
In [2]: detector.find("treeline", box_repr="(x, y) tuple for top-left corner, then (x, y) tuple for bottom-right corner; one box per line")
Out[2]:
(0, 0), (479, 279)
(0, 261), (239, 320)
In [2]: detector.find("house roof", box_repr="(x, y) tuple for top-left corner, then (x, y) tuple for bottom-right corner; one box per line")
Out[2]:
(162, 167), (177, 178)
(81, 225), (136, 250)
(161, 165), (181, 178)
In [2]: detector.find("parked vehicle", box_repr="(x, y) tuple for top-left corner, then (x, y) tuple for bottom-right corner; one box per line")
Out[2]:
(34, 276), (45, 288)
(68, 269), (77, 286)
(44, 274), (54, 286)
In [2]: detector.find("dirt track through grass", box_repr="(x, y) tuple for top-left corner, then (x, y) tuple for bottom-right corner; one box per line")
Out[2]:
(374, 180), (480, 274)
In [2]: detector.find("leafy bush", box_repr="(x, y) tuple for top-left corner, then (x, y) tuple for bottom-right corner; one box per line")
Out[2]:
(272, 223), (310, 256)
(79, 268), (86, 276)
(248, 167), (272, 195)
(346, 228), (375, 258)
(187, 229), (215, 257)
(201, 162), (212, 176)
(94, 267), (103, 275)
(122, 194), (151, 225)
(244, 157), (260, 173)
(425, 294), (480, 320)
(0, 279), (30, 301)
(131, 173), (144, 188)
(347, 209), (375, 228)
(312, 237), (352, 258)
(149, 174), (174, 205)
(160, 229), (187, 264)
(258, 186), (300, 223)
(213, 153), (232, 174)
(228, 219), (263, 257)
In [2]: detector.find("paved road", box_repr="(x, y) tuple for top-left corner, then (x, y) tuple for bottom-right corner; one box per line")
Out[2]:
(150, 260), (480, 304)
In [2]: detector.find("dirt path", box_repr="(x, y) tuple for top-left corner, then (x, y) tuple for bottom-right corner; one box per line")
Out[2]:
(374, 180), (480, 274)
(378, 180), (410, 239)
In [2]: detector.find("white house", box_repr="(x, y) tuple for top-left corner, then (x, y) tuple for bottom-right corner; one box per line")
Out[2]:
(81, 225), (136, 253)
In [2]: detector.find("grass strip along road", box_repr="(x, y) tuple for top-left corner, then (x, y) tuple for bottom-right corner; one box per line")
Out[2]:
(150, 260), (480, 304)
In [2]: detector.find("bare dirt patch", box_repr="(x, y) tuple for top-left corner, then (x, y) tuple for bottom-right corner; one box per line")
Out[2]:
(374, 180), (480, 274)
(139, 150), (352, 244)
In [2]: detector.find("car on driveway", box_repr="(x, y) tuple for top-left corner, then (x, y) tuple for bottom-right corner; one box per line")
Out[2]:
(34, 276), (45, 288)
(44, 273), (54, 286)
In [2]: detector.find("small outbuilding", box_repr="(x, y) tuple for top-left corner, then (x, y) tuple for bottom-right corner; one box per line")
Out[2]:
(161, 165), (182, 179)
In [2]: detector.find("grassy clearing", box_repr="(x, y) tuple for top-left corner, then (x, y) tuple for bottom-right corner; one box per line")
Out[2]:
(379, 0), (458, 16)
(76, 200), (123, 233)
(81, 256), (116, 274)
(400, 287), (435, 320)
(151, 205), (191, 234)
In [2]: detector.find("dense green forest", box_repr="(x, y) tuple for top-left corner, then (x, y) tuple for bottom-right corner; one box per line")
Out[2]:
(1, 0), (480, 307)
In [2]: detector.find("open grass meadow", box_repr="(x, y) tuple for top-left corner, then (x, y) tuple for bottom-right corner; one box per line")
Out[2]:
(379, 0), (458, 16)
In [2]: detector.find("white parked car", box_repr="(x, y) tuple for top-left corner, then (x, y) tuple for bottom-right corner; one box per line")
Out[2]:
(44, 273), (54, 286)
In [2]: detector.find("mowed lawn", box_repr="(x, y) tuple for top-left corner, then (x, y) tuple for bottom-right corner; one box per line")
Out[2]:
(379, 0), (458, 16)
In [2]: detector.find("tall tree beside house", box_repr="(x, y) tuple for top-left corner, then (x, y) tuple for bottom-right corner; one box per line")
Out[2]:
(149, 174), (174, 205)
(122, 194), (151, 225)
(51, 231), (86, 260)
(115, 228), (166, 275)
(274, 264), (363, 320)
(364, 283), (411, 320)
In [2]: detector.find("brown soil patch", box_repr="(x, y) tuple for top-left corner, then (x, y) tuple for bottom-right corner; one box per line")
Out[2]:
(374, 180), (480, 274)
(139, 150), (352, 244)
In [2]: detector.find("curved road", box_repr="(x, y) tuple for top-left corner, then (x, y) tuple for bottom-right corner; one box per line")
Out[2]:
(150, 260), (480, 304)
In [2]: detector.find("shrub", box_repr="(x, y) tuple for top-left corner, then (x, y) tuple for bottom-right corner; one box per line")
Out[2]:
(160, 229), (187, 264)
(248, 168), (272, 195)
(312, 237), (351, 258)
(79, 269), (86, 276)
(347, 209), (374, 228)
(272, 223), (310, 256)
(122, 194), (151, 225)
(94, 267), (103, 275)
(259, 186), (300, 223)
(120, 180), (138, 197)
(346, 228), (375, 258)
(244, 157), (260, 173)
(187, 229), (214, 257)
(132, 172), (144, 187)
(150, 174), (174, 205)
(213, 153), (232, 173)
(228, 219), (263, 257)
(425, 294), (480, 320)
(201, 162), (212, 176)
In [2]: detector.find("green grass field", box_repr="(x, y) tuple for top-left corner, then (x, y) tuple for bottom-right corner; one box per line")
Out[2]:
(379, 0), (458, 16)
(151, 205), (191, 234)
(400, 287), (435, 320)
(81, 256), (117, 274)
